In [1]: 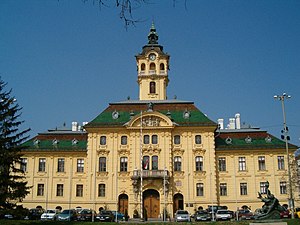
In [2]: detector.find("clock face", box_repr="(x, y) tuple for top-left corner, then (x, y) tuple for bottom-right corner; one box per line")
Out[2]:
(149, 53), (156, 61)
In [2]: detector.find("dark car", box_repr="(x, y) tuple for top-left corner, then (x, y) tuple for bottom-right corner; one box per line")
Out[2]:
(194, 210), (211, 221)
(77, 209), (97, 221)
(280, 208), (291, 219)
(236, 209), (254, 220)
(27, 208), (44, 220)
(96, 210), (114, 222)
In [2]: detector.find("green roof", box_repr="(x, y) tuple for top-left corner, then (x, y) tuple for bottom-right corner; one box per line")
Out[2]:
(22, 132), (87, 152)
(86, 101), (216, 128)
(215, 130), (298, 151)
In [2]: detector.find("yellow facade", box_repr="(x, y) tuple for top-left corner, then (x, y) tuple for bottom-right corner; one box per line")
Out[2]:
(20, 24), (299, 218)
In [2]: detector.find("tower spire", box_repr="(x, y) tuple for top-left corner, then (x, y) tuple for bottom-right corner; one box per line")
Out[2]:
(147, 22), (158, 45)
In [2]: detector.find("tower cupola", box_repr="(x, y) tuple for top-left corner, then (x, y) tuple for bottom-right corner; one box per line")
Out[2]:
(136, 23), (170, 101)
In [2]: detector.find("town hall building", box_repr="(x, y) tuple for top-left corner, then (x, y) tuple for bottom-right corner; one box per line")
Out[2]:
(21, 24), (299, 219)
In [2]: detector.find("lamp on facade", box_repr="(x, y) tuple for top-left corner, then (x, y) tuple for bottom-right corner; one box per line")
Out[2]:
(274, 93), (294, 219)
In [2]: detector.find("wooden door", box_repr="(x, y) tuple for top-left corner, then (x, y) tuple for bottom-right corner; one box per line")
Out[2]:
(118, 194), (128, 214)
(143, 190), (160, 218)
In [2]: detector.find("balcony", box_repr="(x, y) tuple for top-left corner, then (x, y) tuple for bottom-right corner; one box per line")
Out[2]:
(132, 169), (169, 179)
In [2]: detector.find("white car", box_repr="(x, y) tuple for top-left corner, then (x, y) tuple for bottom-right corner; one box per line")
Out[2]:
(40, 209), (59, 221)
(215, 210), (233, 221)
(175, 210), (191, 222)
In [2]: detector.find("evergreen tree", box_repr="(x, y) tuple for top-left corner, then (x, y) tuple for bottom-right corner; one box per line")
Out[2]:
(0, 78), (31, 209)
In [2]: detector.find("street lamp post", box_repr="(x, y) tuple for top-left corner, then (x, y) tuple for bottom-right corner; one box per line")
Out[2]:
(274, 93), (294, 219)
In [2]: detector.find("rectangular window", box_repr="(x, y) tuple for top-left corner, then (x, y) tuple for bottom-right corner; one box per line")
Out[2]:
(121, 136), (127, 145)
(196, 183), (204, 196)
(100, 136), (106, 145)
(195, 156), (203, 171)
(143, 156), (150, 170)
(218, 157), (226, 171)
(238, 157), (246, 171)
(38, 158), (46, 172)
(220, 183), (227, 196)
(174, 156), (182, 171)
(20, 158), (27, 172)
(152, 156), (158, 170)
(258, 156), (266, 170)
(240, 183), (248, 195)
(174, 135), (180, 145)
(143, 135), (150, 144)
(56, 184), (64, 196)
(278, 156), (285, 170)
(77, 159), (84, 172)
(76, 184), (83, 197)
(99, 157), (106, 172)
(37, 184), (44, 196)
(260, 182), (268, 194)
(280, 181), (287, 194)
(120, 157), (128, 172)
(57, 158), (65, 172)
(98, 184), (105, 197)
(195, 135), (202, 144)
(152, 135), (158, 144)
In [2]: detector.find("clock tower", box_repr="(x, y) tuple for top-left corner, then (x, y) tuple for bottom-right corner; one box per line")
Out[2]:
(136, 23), (170, 101)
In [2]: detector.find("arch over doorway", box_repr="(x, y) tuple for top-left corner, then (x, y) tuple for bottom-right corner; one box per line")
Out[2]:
(173, 193), (184, 214)
(118, 194), (128, 214)
(143, 189), (160, 218)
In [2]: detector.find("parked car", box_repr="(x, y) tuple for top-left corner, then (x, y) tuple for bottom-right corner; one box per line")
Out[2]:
(57, 209), (77, 221)
(215, 210), (233, 221)
(175, 210), (191, 222)
(280, 208), (291, 219)
(194, 210), (211, 221)
(77, 209), (97, 221)
(27, 208), (44, 220)
(40, 209), (59, 221)
(112, 211), (125, 221)
(96, 210), (115, 222)
(236, 209), (254, 220)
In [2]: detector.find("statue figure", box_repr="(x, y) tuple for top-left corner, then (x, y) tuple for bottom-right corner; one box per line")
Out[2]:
(147, 102), (154, 111)
(254, 181), (284, 220)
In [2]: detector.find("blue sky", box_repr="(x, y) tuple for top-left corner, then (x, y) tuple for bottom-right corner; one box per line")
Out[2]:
(1, 0), (300, 149)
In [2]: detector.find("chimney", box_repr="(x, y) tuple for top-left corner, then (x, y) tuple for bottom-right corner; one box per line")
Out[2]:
(235, 113), (241, 129)
(217, 119), (224, 129)
(229, 118), (236, 129)
(72, 122), (78, 131)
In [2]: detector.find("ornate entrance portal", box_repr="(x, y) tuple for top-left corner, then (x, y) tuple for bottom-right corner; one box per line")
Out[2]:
(143, 189), (160, 218)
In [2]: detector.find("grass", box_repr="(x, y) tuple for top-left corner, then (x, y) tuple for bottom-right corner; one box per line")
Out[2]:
(0, 219), (299, 225)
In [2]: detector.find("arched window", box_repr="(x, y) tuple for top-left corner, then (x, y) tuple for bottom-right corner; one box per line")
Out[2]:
(150, 82), (156, 94)
(141, 63), (146, 71)
(160, 63), (165, 71)
(150, 62), (156, 70)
